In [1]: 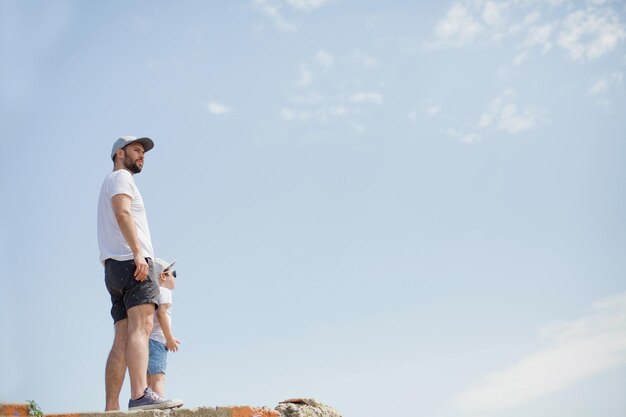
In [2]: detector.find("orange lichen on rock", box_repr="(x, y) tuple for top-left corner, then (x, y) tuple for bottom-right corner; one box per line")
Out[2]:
(0, 404), (30, 417)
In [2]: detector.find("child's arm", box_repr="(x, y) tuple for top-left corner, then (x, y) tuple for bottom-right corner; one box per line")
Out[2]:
(156, 304), (181, 352)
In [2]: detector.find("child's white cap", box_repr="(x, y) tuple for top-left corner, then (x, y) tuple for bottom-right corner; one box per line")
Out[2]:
(154, 258), (177, 276)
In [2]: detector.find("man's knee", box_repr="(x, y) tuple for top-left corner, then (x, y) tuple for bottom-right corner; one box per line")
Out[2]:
(143, 318), (154, 335)
(111, 319), (128, 350)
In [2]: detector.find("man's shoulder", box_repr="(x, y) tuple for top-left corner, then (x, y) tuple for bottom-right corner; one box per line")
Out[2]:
(102, 169), (135, 190)
(105, 169), (133, 181)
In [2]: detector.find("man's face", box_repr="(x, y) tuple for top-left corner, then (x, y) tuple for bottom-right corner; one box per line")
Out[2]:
(122, 143), (145, 174)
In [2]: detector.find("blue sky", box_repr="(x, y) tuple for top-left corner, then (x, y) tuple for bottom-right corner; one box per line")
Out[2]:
(1, 1), (626, 416)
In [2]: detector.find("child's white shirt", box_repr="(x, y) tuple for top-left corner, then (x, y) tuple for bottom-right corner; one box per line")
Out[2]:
(150, 287), (172, 345)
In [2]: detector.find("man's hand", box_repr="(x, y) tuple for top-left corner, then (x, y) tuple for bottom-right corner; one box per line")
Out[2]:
(166, 337), (181, 352)
(133, 253), (149, 281)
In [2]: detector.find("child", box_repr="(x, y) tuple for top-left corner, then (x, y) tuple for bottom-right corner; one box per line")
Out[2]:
(148, 258), (182, 403)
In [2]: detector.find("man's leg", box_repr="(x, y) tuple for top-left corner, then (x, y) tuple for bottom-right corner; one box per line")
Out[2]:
(105, 319), (128, 411)
(127, 303), (155, 400)
(148, 373), (166, 397)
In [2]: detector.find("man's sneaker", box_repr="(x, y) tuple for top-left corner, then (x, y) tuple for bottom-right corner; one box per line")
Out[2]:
(167, 399), (184, 409)
(128, 387), (183, 411)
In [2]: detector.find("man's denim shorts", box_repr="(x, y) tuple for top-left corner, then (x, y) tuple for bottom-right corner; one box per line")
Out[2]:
(148, 338), (168, 375)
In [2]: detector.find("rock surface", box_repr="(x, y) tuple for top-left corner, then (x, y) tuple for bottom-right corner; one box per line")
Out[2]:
(0, 404), (279, 417)
(275, 399), (341, 417)
(0, 404), (29, 417)
(1, 399), (342, 417)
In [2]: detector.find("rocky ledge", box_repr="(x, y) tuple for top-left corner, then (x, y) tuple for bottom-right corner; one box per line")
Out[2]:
(0, 398), (341, 417)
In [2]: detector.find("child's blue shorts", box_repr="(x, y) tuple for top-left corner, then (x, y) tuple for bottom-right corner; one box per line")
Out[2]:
(148, 338), (168, 375)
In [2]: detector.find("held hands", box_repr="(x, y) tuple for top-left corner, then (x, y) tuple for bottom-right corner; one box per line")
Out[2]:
(133, 252), (149, 281)
(166, 337), (181, 352)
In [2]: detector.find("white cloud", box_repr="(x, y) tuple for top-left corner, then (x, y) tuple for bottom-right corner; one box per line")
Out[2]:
(279, 104), (356, 123)
(408, 102), (440, 123)
(288, 92), (324, 104)
(425, 105), (441, 116)
(252, 0), (333, 31)
(478, 90), (540, 134)
(589, 79), (609, 95)
(460, 133), (481, 144)
(422, 100), (441, 116)
(434, 3), (483, 46)
(429, 1), (626, 68)
(328, 106), (349, 116)
(610, 71), (622, 83)
(558, 8), (626, 60)
(455, 292), (626, 412)
(295, 67), (312, 87)
(286, 0), (332, 12)
(315, 50), (334, 69)
(589, 72), (623, 96)
(524, 24), (554, 51)
(448, 90), (541, 143)
(279, 107), (311, 121)
(350, 120), (367, 133)
(349, 92), (384, 105)
(513, 50), (529, 65)
(499, 103), (536, 133)
(446, 127), (482, 144)
(513, 23), (553, 66)
(482, 1), (506, 26)
(253, 0), (297, 32)
(351, 50), (378, 67)
(206, 101), (232, 115)
(524, 11), (541, 25)
(478, 112), (492, 129)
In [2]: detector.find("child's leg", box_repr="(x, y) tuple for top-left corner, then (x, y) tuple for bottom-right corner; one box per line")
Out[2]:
(147, 339), (168, 397)
(148, 373), (166, 397)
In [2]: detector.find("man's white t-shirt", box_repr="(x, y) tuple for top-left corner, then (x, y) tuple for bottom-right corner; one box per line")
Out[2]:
(97, 169), (154, 264)
(150, 287), (173, 345)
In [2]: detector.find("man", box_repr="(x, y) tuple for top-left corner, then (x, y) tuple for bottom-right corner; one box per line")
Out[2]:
(97, 136), (181, 411)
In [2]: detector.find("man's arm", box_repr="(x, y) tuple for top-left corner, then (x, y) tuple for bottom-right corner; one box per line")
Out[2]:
(112, 194), (149, 281)
(156, 304), (180, 352)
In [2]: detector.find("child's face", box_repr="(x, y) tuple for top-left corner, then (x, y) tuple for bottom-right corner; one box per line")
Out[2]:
(160, 269), (176, 289)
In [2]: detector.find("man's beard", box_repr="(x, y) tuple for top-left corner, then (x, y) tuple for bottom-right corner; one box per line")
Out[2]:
(123, 155), (142, 173)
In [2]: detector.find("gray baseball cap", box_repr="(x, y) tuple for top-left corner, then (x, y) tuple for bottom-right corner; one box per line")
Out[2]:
(110, 136), (155, 160)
